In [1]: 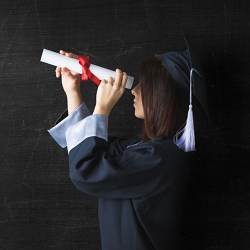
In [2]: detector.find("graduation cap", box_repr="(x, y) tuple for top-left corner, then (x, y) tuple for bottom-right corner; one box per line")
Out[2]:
(155, 36), (209, 152)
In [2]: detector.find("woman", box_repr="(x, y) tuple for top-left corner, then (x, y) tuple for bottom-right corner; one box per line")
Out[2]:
(47, 49), (199, 250)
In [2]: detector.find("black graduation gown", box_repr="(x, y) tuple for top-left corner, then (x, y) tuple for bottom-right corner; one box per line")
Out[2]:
(48, 105), (195, 250)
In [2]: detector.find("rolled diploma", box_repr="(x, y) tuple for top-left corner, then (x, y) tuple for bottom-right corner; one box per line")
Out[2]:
(40, 49), (134, 89)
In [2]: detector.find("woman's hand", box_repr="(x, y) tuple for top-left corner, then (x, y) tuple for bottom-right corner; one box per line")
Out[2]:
(55, 50), (83, 114)
(55, 50), (81, 95)
(93, 69), (128, 115)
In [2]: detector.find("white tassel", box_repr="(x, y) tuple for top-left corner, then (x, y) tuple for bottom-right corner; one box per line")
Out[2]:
(174, 104), (195, 151)
(173, 68), (199, 152)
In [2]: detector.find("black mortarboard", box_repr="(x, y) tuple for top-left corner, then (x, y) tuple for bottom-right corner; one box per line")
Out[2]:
(155, 36), (209, 152)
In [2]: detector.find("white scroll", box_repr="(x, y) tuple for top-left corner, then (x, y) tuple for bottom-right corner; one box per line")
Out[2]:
(40, 49), (134, 89)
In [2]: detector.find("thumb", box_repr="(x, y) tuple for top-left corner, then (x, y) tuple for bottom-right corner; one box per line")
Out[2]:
(61, 67), (73, 77)
(61, 67), (70, 74)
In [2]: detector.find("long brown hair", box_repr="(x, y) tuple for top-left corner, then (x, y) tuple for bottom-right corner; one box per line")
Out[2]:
(136, 55), (189, 141)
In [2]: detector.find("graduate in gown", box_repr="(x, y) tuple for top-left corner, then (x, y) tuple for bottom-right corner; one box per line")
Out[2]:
(47, 39), (208, 250)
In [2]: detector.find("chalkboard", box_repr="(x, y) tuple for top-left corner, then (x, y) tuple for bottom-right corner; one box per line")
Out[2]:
(0, 0), (250, 249)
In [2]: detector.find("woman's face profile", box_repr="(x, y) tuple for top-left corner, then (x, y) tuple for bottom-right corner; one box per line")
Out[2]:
(131, 82), (144, 119)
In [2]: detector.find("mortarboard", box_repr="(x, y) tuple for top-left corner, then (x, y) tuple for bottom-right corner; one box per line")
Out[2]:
(155, 35), (209, 152)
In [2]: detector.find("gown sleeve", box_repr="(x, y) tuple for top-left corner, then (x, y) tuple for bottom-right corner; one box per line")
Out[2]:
(47, 102), (166, 199)
(47, 101), (136, 153)
(47, 102), (91, 148)
(68, 135), (165, 199)
(65, 115), (166, 199)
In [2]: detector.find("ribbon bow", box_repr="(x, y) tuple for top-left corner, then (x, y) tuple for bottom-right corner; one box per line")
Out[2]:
(78, 55), (101, 86)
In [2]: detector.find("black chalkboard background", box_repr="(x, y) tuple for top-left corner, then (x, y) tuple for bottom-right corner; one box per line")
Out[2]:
(0, 0), (250, 249)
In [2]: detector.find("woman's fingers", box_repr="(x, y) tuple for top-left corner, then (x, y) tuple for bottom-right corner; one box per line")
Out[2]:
(55, 66), (61, 78)
(107, 76), (114, 86)
(121, 72), (128, 89)
(60, 50), (78, 59)
(61, 67), (71, 76)
(55, 50), (65, 78)
(110, 68), (128, 90)
(54, 50), (79, 78)
(65, 52), (79, 59)
(114, 68), (123, 88)
(60, 50), (65, 55)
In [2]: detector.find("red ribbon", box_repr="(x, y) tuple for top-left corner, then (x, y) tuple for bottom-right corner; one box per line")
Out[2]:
(78, 55), (101, 86)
